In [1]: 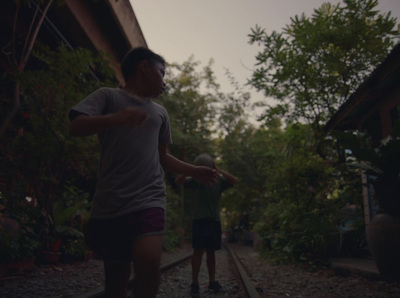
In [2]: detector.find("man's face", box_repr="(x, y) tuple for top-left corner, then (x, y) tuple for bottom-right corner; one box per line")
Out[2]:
(144, 61), (166, 98)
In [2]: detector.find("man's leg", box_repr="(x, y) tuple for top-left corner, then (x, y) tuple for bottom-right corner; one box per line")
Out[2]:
(191, 248), (204, 284)
(131, 234), (164, 298)
(103, 260), (131, 298)
(206, 249), (216, 283)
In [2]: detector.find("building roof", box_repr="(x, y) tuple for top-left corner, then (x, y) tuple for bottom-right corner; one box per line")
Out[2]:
(325, 43), (400, 132)
(0, 0), (147, 85)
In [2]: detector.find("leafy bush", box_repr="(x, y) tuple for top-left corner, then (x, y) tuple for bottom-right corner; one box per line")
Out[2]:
(255, 200), (338, 267)
(60, 236), (88, 263)
(255, 153), (342, 267)
(53, 184), (92, 235)
(0, 182), (41, 263)
(0, 223), (40, 264)
(1, 44), (116, 258)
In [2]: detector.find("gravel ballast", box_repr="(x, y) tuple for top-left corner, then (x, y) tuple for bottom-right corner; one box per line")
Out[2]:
(1, 244), (400, 297)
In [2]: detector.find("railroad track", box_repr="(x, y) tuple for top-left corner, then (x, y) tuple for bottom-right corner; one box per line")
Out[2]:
(226, 244), (260, 298)
(79, 244), (260, 298)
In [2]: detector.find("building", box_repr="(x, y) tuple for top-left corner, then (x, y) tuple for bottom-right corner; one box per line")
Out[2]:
(325, 43), (400, 225)
(325, 44), (400, 144)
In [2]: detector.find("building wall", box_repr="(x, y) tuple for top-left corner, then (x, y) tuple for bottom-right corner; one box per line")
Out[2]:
(379, 91), (400, 138)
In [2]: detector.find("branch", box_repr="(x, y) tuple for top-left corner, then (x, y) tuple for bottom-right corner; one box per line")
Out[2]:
(19, 0), (54, 72)
(11, 2), (20, 67)
(20, 0), (41, 67)
(1, 0), (54, 137)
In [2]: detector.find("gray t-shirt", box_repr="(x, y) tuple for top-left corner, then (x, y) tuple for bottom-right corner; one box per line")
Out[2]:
(69, 87), (172, 218)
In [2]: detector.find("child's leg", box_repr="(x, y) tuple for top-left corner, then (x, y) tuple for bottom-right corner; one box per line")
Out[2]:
(192, 248), (205, 284)
(206, 249), (216, 283)
(103, 260), (131, 298)
(132, 234), (164, 298)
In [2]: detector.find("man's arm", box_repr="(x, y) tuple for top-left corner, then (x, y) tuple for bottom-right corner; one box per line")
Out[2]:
(159, 145), (218, 186)
(216, 168), (238, 185)
(69, 114), (117, 136)
(69, 107), (148, 137)
(175, 167), (238, 187)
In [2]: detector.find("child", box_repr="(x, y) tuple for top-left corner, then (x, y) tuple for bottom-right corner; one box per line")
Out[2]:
(68, 47), (217, 298)
(175, 153), (237, 297)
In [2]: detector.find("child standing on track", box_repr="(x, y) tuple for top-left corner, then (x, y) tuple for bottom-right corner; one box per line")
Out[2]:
(68, 47), (218, 298)
(175, 153), (237, 297)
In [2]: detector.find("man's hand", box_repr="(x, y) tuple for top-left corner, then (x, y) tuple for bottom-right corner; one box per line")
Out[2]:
(192, 166), (219, 187)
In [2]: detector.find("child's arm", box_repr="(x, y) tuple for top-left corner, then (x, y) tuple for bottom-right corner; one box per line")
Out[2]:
(216, 167), (238, 185)
(159, 145), (218, 186)
(69, 107), (147, 137)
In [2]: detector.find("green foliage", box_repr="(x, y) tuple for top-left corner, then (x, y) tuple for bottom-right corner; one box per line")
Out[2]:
(1, 43), (116, 190)
(53, 186), (90, 262)
(163, 186), (185, 251)
(225, 122), (366, 266)
(218, 123), (272, 228)
(254, 200), (338, 267)
(240, 0), (399, 265)
(0, 43), (116, 259)
(50, 183), (91, 258)
(218, 118), (290, 230)
(333, 125), (400, 216)
(163, 229), (181, 252)
(3, 1), (391, 266)
(60, 237), (88, 263)
(53, 184), (91, 230)
(159, 57), (250, 248)
(158, 58), (220, 162)
(0, 231), (40, 264)
(334, 130), (400, 179)
(0, 181), (41, 263)
(254, 150), (341, 266)
(248, 0), (399, 127)
(158, 58), (221, 249)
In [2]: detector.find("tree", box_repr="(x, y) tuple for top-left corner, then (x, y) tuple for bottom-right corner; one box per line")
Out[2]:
(158, 57), (252, 235)
(250, 123), (362, 265)
(1, 0), (54, 137)
(159, 57), (220, 162)
(157, 58), (221, 236)
(248, 0), (399, 129)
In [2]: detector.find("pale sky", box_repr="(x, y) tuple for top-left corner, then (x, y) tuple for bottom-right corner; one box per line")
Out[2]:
(130, 0), (400, 123)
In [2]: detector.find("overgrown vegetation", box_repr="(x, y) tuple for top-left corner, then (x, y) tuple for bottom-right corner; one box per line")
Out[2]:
(241, 0), (399, 266)
(1, 0), (399, 270)
(0, 44), (117, 265)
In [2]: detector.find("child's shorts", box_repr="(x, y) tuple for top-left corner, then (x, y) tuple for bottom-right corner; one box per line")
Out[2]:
(192, 218), (222, 251)
(84, 207), (165, 262)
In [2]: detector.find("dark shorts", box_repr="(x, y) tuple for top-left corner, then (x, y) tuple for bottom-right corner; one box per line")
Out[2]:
(192, 218), (222, 251)
(85, 207), (165, 262)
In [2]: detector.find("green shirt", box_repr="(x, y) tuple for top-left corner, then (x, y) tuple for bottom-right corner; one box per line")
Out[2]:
(183, 176), (232, 221)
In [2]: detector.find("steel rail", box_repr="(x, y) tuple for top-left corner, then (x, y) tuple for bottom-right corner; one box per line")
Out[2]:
(225, 244), (260, 298)
(79, 244), (260, 298)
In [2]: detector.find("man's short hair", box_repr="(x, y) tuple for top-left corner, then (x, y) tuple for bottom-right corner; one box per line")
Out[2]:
(121, 47), (165, 81)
